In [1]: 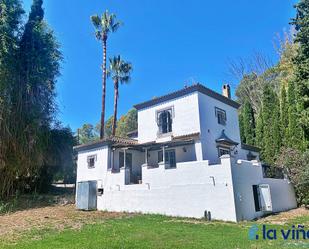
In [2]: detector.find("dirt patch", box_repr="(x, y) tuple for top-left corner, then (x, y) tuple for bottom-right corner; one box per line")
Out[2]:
(257, 207), (309, 225)
(0, 204), (126, 242)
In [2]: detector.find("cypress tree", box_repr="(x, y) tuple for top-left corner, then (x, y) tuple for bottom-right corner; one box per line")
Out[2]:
(287, 81), (305, 149)
(291, 0), (309, 142)
(280, 84), (289, 143)
(259, 85), (282, 164)
(240, 100), (255, 145)
(255, 110), (264, 149)
(239, 111), (245, 143)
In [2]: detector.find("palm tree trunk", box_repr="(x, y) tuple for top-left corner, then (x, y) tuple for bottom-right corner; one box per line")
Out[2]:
(112, 80), (119, 136)
(100, 35), (107, 139)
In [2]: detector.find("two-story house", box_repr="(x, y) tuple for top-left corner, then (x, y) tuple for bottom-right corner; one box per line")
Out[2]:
(74, 83), (297, 222)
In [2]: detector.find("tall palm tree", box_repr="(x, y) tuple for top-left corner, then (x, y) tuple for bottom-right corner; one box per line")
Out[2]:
(107, 55), (133, 136)
(91, 11), (121, 139)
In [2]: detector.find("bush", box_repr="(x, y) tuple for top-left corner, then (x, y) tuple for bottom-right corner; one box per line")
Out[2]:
(275, 147), (309, 206)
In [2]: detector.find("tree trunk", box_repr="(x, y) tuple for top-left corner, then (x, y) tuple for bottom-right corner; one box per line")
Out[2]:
(112, 80), (119, 136)
(100, 35), (107, 139)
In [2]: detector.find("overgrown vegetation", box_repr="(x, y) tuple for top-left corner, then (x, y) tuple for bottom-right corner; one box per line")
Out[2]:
(236, 0), (309, 205)
(0, 0), (75, 199)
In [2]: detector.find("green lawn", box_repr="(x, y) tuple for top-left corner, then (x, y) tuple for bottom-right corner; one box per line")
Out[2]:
(1, 214), (309, 249)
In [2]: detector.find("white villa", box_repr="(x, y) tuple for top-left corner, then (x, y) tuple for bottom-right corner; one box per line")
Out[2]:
(74, 83), (297, 222)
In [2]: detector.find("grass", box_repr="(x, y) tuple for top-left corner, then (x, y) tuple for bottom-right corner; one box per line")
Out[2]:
(1, 213), (309, 249)
(0, 193), (308, 249)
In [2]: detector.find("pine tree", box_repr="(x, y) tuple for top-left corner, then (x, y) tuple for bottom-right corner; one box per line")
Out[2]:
(291, 0), (309, 142)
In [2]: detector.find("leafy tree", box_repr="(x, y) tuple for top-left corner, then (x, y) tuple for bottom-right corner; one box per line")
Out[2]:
(103, 116), (114, 137)
(0, 0), (24, 198)
(291, 0), (309, 142)
(35, 127), (76, 192)
(91, 11), (121, 139)
(77, 124), (99, 144)
(116, 109), (138, 137)
(239, 100), (255, 145)
(107, 55), (133, 136)
(94, 109), (137, 139)
(0, 0), (68, 198)
(14, 0), (62, 192)
(276, 147), (309, 205)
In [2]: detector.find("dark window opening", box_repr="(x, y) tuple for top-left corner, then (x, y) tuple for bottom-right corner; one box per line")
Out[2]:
(157, 109), (172, 134)
(262, 164), (284, 179)
(87, 155), (96, 168)
(218, 147), (230, 157)
(252, 185), (261, 212)
(215, 107), (226, 125)
(158, 149), (176, 168)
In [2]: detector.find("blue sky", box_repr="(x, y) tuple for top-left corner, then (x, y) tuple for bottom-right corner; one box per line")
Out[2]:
(23, 0), (297, 131)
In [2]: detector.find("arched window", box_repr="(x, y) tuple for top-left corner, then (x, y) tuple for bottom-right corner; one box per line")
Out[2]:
(157, 109), (172, 134)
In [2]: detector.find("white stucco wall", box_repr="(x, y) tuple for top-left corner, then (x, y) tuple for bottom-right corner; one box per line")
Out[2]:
(76, 146), (110, 183)
(137, 92), (201, 143)
(76, 147), (297, 222)
(197, 92), (242, 164)
(231, 159), (297, 221)
(97, 156), (238, 221)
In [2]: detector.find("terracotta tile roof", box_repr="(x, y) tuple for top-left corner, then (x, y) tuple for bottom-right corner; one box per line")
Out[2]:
(172, 132), (200, 140)
(73, 136), (138, 152)
(134, 83), (240, 110)
(74, 133), (200, 152)
(109, 136), (138, 145)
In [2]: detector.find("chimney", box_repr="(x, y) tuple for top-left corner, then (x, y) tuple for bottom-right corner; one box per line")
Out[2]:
(222, 84), (231, 99)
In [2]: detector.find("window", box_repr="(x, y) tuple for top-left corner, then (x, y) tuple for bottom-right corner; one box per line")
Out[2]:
(215, 107), (226, 125)
(119, 152), (132, 168)
(252, 185), (261, 212)
(158, 149), (176, 168)
(87, 155), (97, 168)
(218, 147), (230, 157)
(157, 109), (173, 134)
